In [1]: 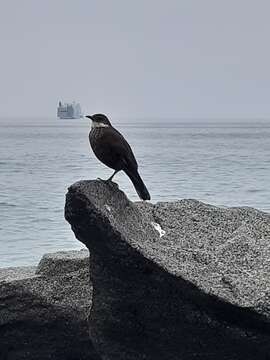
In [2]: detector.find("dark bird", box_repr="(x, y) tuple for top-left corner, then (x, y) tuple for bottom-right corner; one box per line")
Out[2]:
(86, 113), (150, 200)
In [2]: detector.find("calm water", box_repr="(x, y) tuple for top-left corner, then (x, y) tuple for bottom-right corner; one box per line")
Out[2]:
(1, 118), (270, 267)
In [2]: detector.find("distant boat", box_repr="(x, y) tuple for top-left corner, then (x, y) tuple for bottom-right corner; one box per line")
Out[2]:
(57, 101), (83, 119)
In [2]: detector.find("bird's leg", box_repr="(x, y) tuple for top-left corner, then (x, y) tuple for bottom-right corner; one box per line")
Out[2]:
(97, 170), (119, 182)
(107, 170), (119, 182)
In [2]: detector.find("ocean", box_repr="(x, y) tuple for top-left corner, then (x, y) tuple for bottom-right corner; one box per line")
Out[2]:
(1, 118), (270, 267)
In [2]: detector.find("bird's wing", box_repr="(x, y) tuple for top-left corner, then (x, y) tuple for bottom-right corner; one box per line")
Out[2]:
(102, 127), (138, 169)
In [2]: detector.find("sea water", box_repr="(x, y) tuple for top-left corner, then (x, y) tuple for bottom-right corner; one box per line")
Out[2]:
(1, 118), (270, 267)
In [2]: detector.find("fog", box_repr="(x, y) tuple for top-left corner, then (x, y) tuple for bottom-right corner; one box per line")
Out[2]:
(1, 0), (270, 119)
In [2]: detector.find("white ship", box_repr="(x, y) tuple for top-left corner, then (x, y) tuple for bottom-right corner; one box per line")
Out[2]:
(57, 101), (83, 119)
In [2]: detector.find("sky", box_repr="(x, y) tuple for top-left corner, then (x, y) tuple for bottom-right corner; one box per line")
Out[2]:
(1, 0), (270, 119)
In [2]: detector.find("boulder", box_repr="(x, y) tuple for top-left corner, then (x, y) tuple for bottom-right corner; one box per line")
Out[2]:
(65, 180), (270, 360)
(36, 249), (90, 276)
(0, 249), (101, 360)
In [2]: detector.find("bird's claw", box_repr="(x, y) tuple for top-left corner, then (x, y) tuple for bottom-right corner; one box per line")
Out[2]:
(97, 177), (113, 183)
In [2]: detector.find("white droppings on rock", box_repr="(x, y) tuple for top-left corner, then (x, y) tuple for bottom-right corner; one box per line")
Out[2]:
(151, 222), (166, 238)
(105, 204), (111, 212)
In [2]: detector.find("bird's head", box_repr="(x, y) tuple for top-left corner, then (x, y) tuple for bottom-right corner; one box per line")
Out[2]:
(85, 114), (112, 128)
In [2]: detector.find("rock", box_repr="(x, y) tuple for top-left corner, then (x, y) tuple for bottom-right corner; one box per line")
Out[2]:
(0, 250), (101, 360)
(36, 248), (89, 276)
(65, 180), (270, 360)
(0, 266), (36, 282)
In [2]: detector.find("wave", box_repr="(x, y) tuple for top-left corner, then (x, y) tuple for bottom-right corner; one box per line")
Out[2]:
(0, 202), (17, 207)
(246, 189), (264, 193)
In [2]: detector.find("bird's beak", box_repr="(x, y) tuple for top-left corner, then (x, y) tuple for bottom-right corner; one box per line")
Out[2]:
(85, 115), (93, 120)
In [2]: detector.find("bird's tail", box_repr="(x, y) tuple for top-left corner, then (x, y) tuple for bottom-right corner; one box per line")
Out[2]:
(124, 168), (151, 201)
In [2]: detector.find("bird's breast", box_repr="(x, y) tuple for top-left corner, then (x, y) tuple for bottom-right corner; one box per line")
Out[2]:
(89, 127), (104, 145)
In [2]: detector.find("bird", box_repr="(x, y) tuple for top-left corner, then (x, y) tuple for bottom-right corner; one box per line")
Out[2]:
(86, 113), (150, 200)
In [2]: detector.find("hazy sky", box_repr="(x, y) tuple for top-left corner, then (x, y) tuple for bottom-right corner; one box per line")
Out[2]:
(1, 0), (270, 119)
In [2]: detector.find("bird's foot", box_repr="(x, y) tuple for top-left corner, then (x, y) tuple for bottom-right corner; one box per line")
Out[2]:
(97, 177), (119, 188)
(97, 177), (112, 182)
(97, 178), (113, 184)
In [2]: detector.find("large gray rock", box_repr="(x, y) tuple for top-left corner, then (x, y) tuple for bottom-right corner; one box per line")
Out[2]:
(36, 249), (90, 276)
(65, 180), (270, 360)
(0, 249), (101, 360)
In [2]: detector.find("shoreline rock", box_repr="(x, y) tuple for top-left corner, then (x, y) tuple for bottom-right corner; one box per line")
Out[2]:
(65, 180), (270, 360)
(0, 249), (101, 360)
